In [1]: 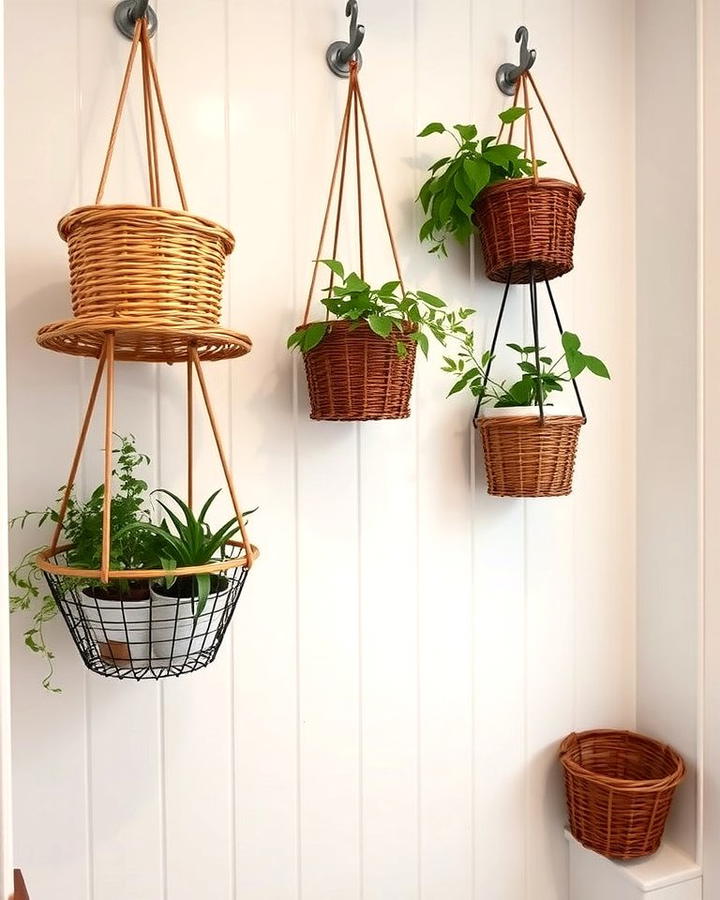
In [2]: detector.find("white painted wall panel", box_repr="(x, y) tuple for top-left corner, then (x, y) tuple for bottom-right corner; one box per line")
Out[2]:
(5, 1), (635, 898)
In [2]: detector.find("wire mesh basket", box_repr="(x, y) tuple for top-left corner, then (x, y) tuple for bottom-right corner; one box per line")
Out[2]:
(41, 543), (250, 681)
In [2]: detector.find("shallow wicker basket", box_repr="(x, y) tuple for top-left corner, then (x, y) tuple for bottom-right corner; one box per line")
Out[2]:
(58, 204), (235, 328)
(475, 414), (583, 497)
(560, 730), (686, 860)
(301, 321), (417, 421)
(472, 178), (584, 284)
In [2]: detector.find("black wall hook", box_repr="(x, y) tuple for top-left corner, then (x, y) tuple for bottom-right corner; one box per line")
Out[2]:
(496, 26), (536, 95)
(113, 0), (158, 39)
(326, 1), (365, 77)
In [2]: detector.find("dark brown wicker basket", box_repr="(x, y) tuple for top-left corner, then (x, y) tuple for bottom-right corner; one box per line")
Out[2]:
(472, 178), (584, 284)
(475, 414), (583, 497)
(301, 320), (417, 421)
(560, 730), (686, 860)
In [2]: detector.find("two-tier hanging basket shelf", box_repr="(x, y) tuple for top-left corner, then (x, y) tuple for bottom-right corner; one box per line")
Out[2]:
(472, 71), (584, 284)
(36, 15), (258, 680)
(296, 60), (417, 421)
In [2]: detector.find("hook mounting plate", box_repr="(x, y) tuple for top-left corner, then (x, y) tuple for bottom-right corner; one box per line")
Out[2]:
(113, 0), (158, 40)
(326, 41), (363, 77)
(496, 25), (536, 95)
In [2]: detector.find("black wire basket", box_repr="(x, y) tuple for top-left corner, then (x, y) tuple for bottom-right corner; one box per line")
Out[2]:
(41, 543), (250, 681)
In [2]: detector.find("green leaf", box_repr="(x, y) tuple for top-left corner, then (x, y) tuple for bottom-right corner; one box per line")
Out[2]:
(301, 322), (328, 352)
(380, 280), (401, 295)
(584, 355), (610, 378)
(498, 106), (527, 124)
(462, 156), (491, 194)
(428, 156), (451, 174)
(396, 341), (408, 358)
(367, 315), (393, 338)
(320, 259), (344, 280)
(561, 331), (581, 353)
(344, 272), (370, 293)
(415, 331), (430, 358)
(507, 343), (524, 353)
(416, 290), (446, 308)
(565, 349), (586, 379)
(454, 124), (477, 141)
(417, 122), (446, 137)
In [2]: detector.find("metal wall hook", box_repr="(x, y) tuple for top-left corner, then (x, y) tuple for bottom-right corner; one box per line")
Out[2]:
(326, 0), (365, 77)
(114, 0), (158, 39)
(496, 26), (536, 95)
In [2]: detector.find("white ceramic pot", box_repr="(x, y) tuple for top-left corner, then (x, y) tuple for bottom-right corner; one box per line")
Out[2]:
(80, 587), (152, 667)
(480, 404), (577, 419)
(150, 577), (232, 666)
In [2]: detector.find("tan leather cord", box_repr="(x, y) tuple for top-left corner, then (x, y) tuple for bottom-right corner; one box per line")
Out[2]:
(49, 343), (108, 554)
(101, 332), (116, 582)
(190, 346), (254, 568)
(522, 75), (539, 183)
(301, 75), (355, 326)
(95, 19), (142, 204)
(526, 71), (582, 191)
(499, 76), (522, 145)
(302, 60), (406, 326)
(95, 16), (187, 209)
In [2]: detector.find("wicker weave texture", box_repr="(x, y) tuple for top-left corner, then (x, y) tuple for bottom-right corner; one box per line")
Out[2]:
(560, 730), (686, 860)
(302, 321), (417, 421)
(476, 414), (583, 497)
(59, 204), (234, 324)
(472, 178), (584, 284)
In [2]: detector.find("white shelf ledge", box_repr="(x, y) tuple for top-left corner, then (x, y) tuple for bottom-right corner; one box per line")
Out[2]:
(565, 829), (702, 897)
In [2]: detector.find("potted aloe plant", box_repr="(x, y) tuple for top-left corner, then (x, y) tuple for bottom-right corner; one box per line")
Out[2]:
(119, 490), (253, 666)
(443, 330), (609, 496)
(289, 259), (474, 421)
(417, 100), (583, 283)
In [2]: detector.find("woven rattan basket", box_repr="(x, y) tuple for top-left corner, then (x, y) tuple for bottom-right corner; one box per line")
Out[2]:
(560, 730), (686, 860)
(472, 71), (584, 285)
(475, 414), (583, 497)
(302, 321), (417, 421)
(38, 16), (244, 363)
(472, 178), (583, 284)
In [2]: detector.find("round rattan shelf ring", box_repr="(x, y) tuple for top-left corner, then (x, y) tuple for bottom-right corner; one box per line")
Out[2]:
(36, 319), (252, 363)
(36, 540), (260, 580)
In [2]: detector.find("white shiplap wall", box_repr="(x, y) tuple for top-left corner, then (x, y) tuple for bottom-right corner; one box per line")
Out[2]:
(5, 1), (635, 898)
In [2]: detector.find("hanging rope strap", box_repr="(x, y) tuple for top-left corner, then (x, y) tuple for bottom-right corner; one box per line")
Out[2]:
(95, 17), (188, 209)
(496, 72), (582, 192)
(301, 60), (405, 326)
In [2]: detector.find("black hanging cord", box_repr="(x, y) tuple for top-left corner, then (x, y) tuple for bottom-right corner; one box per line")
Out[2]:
(471, 268), (587, 423)
(544, 280), (587, 422)
(473, 270), (513, 420)
(528, 264), (545, 423)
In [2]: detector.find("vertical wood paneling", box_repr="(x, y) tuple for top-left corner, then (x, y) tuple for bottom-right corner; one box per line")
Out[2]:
(76, 3), (164, 898)
(7, 3), (637, 899)
(521, 6), (576, 898)
(6, 3), (91, 899)
(355, 3), (419, 898)
(228, 0), (300, 896)
(292, 2), (361, 897)
(469, 6), (527, 900)
(154, 3), (237, 898)
(414, 3), (474, 898)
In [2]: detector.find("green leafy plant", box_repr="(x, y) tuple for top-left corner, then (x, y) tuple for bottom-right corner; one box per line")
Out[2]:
(416, 107), (544, 256)
(9, 434), (157, 691)
(288, 259), (475, 358)
(119, 489), (252, 618)
(443, 331), (610, 407)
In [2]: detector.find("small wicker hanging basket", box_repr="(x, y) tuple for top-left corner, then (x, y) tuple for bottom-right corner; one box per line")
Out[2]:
(302, 321), (417, 421)
(475, 414), (583, 497)
(297, 62), (417, 422)
(38, 17), (245, 364)
(473, 71), (584, 285)
(473, 178), (583, 284)
(560, 730), (686, 860)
